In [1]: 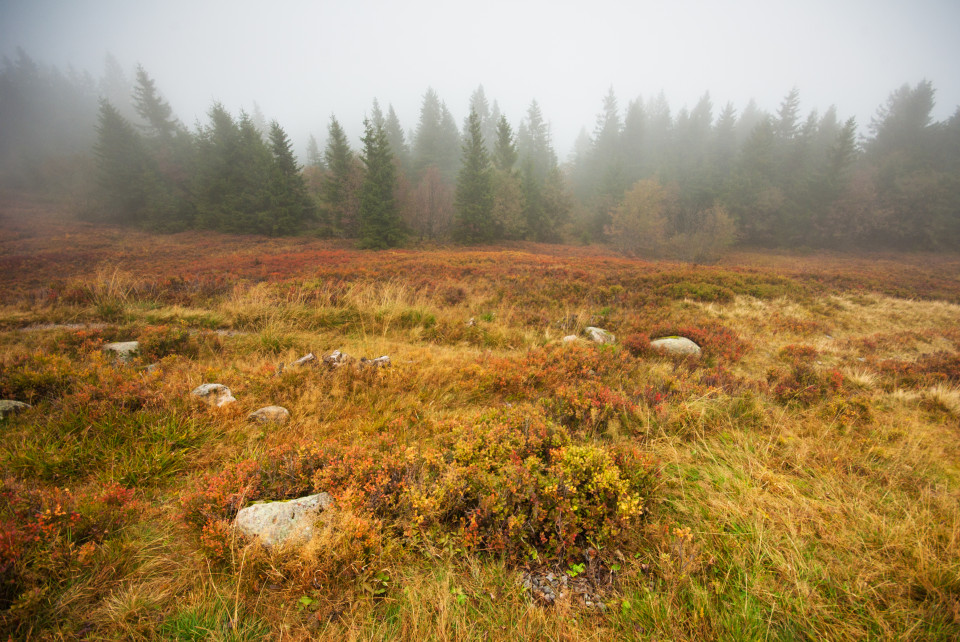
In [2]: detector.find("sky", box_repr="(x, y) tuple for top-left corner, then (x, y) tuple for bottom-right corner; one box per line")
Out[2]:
(2, 0), (959, 159)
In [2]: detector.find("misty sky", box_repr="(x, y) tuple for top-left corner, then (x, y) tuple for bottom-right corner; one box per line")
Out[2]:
(2, 0), (959, 158)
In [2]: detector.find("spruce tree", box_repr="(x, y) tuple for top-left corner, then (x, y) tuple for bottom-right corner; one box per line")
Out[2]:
(358, 118), (405, 248)
(323, 116), (355, 236)
(492, 114), (518, 172)
(306, 134), (324, 169)
(454, 110), (495, 243)
(132, 65), (179, 139)
(267, 121), (315, 235)
(384, 104), (409, 170)
(93, 99), (151, 224)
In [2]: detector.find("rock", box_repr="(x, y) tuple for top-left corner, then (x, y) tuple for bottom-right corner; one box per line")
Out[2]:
(359, 355), (390, 368)
(292, 353), (316, 367)
(650, 336), (701, 357)
(323, 350), (352, 368)
(585, 327), (615, 344)
(102, 341), (139, 363)
(248, 405), (290, 425)
(191, 383), (236, 407)
(561, 335), (580, 343)
(235, 492), (334, 547)
(0, 400), (31, 418)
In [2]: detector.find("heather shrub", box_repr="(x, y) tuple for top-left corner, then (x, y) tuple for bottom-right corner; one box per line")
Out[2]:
(0, 480), (139, 614)
(181, 408), (657, 567)
(644, 321), (748, 363)
(137, 324), (221, 360)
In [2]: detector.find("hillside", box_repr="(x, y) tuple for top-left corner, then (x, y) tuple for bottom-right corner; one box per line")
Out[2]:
(1, 195), (959, 640)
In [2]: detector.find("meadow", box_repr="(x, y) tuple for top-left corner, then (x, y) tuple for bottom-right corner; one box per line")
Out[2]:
(1, 193), (959, 640)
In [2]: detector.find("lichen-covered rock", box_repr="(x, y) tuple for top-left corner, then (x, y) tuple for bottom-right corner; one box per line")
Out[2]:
(585, 327), (615, 344)
(103, 341), (139, 363)
(234, 492), (334, 547)
(292, 353), (316, 367)
(650, 336), (701, 357)
(359, 355), (390, 368)
(0, 400), (31, 418)
(248, 405), (290, 425)
(191, 383), (236, 407)
(323, 350), (352, 368)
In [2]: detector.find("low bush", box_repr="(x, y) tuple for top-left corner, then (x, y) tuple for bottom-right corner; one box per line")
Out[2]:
(181, 408), (657, 566)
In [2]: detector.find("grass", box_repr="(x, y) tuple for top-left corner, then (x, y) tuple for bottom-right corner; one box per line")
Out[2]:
(1, 194), (959, 639)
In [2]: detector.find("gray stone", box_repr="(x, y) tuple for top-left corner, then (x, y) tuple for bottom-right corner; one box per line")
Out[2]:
(585, 327), (616, 344)
(0, 400), (31, 418)
(248, 405), (290, 425)
(103, 341), (139, 362)
(292, 353), (316, 367)
(191, 383), (236, 407)
(234, 492), (334, 547)
(323, 350), (352, 368)
(359, 355), (390, 368)
(650, 336), (702, 357)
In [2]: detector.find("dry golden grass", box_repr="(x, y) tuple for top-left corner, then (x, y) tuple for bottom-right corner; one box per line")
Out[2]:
(2, 200), (959, 639)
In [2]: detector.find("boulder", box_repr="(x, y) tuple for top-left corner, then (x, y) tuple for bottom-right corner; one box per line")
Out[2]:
(650, 336), (702, 357)
(292, 353), (316, 367)
(0, 400), (31, 419)
(191, 383), (236, 407)
(234, 492), (334, 547)
(103, 341), (139, 363)
(585, 327), (615, 344)
(248, 405), (290, 425)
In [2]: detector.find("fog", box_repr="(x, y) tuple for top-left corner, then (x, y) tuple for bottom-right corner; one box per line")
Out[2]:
(3, 0), (959, 157)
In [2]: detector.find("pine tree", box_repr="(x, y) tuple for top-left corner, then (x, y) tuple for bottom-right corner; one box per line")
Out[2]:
(358, 118), (405, 248)
(454, 110), (495, 243)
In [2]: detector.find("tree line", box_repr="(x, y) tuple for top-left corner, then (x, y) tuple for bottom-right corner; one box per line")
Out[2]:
(2, 50), (958, 253)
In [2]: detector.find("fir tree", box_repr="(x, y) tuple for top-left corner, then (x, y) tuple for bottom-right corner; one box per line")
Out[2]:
(454, 110), (495, 243)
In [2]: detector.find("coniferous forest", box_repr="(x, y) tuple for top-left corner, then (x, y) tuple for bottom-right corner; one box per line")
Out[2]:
(2, 50), (959, 256)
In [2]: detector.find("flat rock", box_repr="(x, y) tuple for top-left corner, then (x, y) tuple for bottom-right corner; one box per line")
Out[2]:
(585, 327), (616, 344)
(561, 335), (580, 343)
(248, 405), (290, 425)
(0, 400), (31, 418)
(650, 336), (702, 357)
(103, 341), (139, 362)
(191, 383), (236, 407)
(359, 355), (390, 368)
(235, 492), (334, 547)
(292, 353), (316, 367)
